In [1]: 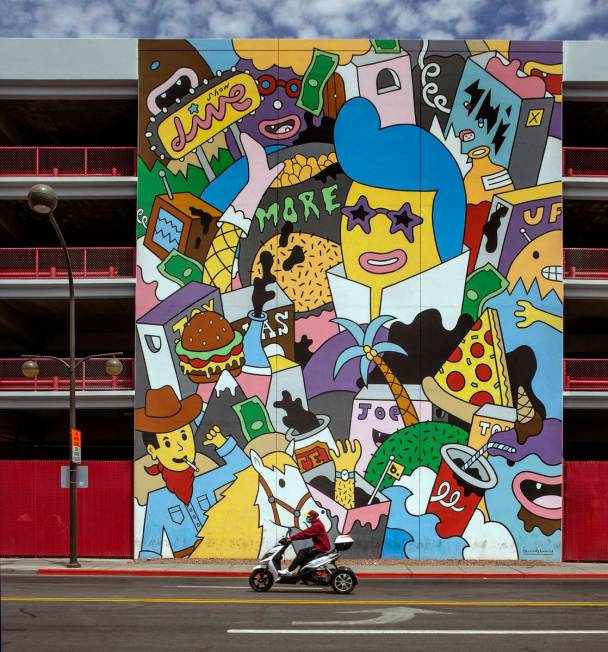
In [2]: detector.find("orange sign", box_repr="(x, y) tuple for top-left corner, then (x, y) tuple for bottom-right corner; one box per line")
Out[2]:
(295, 442), (331, 473)
(71, 429), (81, 447)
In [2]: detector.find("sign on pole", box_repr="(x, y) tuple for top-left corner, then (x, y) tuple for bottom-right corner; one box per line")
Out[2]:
(71, 428), (81, 464)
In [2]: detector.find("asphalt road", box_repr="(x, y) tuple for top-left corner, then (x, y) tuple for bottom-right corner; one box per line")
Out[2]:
(2, 575), (608, 651)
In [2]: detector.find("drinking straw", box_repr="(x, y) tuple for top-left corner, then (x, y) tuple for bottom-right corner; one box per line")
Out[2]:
(367, 456), (394, 505)
(461, 442), (516, 472)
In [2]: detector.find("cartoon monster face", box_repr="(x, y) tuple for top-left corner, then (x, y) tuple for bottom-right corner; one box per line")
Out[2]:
(507, 230), (562, 302)
(231, 60), (307, 154)
(139, 40), (213, 169)
(340, 182), (441, 317)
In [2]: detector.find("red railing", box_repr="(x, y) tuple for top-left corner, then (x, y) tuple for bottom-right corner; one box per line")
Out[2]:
(0, 147), (137, 177)
(563, 147), (608, 178)
(0, 247), (136, 279)
(564, 358), (608, 391)
(0, 357), (134, 391)
(564, 248), (608, 280)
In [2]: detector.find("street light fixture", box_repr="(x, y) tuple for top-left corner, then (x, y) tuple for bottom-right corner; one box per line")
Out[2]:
(21, 360), (40, 379)
(25, 184), (123, 568)
(105, 357), (123, 377)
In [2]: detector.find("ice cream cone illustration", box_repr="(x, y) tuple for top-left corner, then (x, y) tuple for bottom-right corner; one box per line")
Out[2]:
(514, 385), (543, 444)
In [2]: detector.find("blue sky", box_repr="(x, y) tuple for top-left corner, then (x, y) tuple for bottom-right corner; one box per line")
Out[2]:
(1, 0), (607, 39)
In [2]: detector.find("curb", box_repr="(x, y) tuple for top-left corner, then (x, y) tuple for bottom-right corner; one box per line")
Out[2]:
(35, 568), (608, 579)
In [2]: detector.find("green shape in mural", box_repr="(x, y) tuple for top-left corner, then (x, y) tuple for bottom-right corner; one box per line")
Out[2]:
(232, 396), (273, 442)
(364, 421), (469, 493)
(461, 263), (508, 319)
(372, 40), (401, 53)
(297, 49), (339, 116)
(158, 250), (204, 287)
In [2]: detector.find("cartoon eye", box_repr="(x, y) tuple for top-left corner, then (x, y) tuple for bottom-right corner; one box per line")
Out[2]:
(279, 479), (286, 488)
(342, 197), (375, 234)
(181, 432), (188, 441)
(387, 203), (423, 242)
(478, 118), (485, 127)
(533, 251), (540, 259)
(285, 79), (301, 98)
(164, 440), (171, 448)
(150, 60), (160, 71)
(257, 75), (276, 95)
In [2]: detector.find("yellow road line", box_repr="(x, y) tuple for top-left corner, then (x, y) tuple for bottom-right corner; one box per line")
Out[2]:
(2, 597), (608, 607)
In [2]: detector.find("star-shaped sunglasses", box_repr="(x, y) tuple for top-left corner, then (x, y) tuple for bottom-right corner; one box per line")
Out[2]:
(341, 196), (423, 243)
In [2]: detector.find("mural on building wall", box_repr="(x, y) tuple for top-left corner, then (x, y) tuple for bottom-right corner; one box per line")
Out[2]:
(135, 38), (563, 561)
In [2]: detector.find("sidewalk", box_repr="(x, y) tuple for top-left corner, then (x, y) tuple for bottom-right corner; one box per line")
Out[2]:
(2, 557), (607, 579)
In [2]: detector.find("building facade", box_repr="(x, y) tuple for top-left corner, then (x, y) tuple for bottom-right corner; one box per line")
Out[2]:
(0, 38), (606, 562)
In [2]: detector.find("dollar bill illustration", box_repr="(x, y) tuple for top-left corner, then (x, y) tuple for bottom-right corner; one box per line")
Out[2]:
(232, 396), (273, 442)
(296, 49), (339, 116)
(372, 40), (401, 53)
(158, 250), (204, 287)
(462, 263), (508, 319)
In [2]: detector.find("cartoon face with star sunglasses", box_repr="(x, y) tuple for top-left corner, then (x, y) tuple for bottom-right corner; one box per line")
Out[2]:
(332, 97), (467, 320)
(340, 183), (442, 317)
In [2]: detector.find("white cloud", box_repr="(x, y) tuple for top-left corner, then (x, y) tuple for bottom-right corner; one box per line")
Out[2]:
(462, 510), (518, 560)
(497, 0), (606, 39)
(394, 465), (436, 516)
(0, 0), (489, 38)
(2, 0), (605, 39)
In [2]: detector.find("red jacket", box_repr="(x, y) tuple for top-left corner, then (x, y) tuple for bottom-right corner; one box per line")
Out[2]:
(290, 518), (331, 552)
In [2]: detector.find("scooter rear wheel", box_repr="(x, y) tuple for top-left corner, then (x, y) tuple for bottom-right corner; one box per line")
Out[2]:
(249, 569), (273, 592)
(331, 570), (356, 594)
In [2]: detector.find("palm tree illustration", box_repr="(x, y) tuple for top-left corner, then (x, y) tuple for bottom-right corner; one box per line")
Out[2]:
(333, 316), (419, 427)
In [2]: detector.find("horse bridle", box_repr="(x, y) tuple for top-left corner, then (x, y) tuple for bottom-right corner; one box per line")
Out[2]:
(257, 474), (313, 528)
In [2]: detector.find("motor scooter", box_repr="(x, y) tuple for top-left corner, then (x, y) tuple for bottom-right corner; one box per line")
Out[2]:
(249, 534), (358, 594)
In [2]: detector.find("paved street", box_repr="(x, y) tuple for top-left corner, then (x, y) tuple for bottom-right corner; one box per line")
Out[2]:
(2, 575), (608, 651)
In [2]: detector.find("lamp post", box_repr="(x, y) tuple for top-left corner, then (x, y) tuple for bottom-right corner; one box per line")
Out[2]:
(25, 183), (123, 568)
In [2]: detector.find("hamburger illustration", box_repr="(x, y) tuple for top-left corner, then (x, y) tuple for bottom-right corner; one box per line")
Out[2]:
(175, 311), (244, 383)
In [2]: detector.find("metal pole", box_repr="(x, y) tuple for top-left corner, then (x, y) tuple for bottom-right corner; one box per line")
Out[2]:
(48, 210), (80, 568)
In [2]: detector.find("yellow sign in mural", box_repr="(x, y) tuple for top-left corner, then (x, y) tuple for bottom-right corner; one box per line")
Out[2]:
(157, 73), (261, 159)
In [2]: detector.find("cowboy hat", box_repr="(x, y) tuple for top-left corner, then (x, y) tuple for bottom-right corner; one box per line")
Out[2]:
(135, 385), (202, 433)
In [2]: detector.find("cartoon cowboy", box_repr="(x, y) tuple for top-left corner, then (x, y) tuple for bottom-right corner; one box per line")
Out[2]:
(136, 385), (249, 559)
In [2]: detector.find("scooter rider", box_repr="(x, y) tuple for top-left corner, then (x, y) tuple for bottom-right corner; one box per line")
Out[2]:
(278, 510), (331, 577)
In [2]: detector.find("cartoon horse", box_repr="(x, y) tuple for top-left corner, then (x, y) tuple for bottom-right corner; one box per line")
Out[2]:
(192, 450), (331, 558)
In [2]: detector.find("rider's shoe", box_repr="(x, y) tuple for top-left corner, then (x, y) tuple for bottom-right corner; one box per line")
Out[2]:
(278, 569), (293, 577)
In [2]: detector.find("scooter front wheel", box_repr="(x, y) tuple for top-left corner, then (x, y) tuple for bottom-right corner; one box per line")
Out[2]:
(331, 569), (356, 594)
(249, 569), (273, 592)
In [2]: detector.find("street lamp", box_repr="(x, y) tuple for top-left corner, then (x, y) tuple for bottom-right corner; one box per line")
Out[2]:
(25, 184), (123, 568)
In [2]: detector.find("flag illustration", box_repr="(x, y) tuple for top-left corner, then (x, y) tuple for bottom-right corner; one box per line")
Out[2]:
(386, 459), (405, 480)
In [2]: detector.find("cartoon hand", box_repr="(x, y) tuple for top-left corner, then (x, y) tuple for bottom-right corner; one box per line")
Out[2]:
(329, 439), (362, 473)
(203, 425), (227, 449)
(242, 133), (284, 191)
(515, 300), (541, 329)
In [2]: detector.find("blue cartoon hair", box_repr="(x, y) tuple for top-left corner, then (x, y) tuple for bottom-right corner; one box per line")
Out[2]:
(334, 98), (466, 262)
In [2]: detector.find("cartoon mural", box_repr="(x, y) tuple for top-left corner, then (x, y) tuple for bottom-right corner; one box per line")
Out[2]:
(135, 39), (563, 561)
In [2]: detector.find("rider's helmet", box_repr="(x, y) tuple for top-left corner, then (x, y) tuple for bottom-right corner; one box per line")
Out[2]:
(305, 509), (319, 524)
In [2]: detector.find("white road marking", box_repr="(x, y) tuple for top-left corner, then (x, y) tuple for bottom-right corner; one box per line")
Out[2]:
(293, 606), (444, 625)
(228, 629), (608, 635)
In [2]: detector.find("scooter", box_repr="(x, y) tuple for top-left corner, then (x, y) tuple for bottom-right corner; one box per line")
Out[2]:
(249, 534), (358, 594)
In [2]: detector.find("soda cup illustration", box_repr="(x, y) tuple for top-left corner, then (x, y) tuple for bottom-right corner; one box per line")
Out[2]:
(426, 443), (498, 538)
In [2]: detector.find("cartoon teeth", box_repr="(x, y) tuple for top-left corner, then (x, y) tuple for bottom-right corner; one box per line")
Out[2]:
(541, 265), (562, 282)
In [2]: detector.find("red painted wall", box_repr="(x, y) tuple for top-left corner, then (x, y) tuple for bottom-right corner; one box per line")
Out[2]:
(0, 460), (132, 557)
(563, 461), (608, 561)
